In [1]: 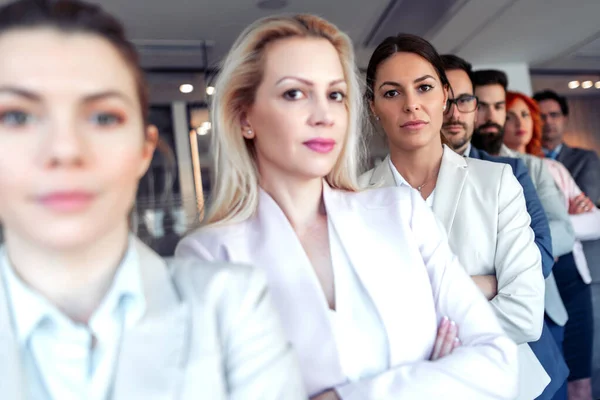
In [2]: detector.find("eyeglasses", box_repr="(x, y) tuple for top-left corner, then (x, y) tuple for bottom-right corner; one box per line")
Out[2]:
(445, 95), (478, 114)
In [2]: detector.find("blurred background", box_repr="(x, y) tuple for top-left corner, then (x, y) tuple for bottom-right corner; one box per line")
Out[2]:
(37, 0), (600, 256)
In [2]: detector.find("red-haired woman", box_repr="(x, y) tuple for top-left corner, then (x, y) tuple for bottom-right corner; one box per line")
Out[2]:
(504, 90), (600, 400)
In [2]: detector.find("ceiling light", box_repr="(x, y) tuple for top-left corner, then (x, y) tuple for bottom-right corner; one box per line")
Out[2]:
(582, 80), (593, 89)
(257, 0), (288, 10)
(196, 121), (212, 136)
(179, 84), (194, 94)
(568, 80), (580, 89)
(206, 86), (215, 95)
(595, 81), (600, 89)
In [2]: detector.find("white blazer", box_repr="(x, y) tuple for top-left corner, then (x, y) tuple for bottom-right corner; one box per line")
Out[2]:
(0, 238), (306, 400)
(360, 146), (547, 399)
(177, 182), (518, 399)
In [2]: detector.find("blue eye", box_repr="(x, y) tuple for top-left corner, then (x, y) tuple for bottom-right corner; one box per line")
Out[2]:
(0, 110), (37, 127)
(283, 89), (305, 100)
(89, 112), (122, 126)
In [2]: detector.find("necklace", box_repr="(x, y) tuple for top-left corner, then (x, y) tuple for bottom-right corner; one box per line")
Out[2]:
(416, 182), (429, 192)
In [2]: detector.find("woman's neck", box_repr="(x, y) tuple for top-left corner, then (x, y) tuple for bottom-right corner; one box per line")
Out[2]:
(260, 173), (325, 234)
(389, 140), (444, 193)
(514, 144), (526, 154)
(4, 223), (130, 324)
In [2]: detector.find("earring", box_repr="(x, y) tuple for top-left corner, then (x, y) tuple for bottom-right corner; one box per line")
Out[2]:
(442, 104), (446, 111)
(375, 116), (380, 121)
(243, 129), (254, 138)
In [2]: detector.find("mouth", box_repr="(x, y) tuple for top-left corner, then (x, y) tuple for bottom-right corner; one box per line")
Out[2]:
(443, 124), (465, 133)
(303, 138), (336, 154)
(401, 120), (429, 130)
(36, 191), (96, 213)
(516, 129), (527, 136)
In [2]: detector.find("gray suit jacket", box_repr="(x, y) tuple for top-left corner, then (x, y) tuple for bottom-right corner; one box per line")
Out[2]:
(0, 238), (306, 400)
(557, 144), (600, 205)
(556, 144), (600, 283)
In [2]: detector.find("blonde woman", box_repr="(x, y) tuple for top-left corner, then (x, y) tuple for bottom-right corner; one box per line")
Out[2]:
(177, 14), (518, 399)
(0, 1), (305, 398)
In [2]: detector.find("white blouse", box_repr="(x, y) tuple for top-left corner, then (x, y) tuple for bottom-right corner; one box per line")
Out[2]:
(327, 219), (389, 382)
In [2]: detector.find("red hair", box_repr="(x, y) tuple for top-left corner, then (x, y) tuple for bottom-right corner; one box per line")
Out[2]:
(506, 91), (544, 157)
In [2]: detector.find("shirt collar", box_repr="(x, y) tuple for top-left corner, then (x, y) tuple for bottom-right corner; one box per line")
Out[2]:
(498, 144), (515, 158)
(543, 143), (563, 159)
(388, 157), (411, 188)
(0, 235), (146, 344)
(387, 157), (435, 206)
(461, 142), (472, 157)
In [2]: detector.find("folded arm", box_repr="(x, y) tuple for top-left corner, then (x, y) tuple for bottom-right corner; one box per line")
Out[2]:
(334, 190), (518, 400)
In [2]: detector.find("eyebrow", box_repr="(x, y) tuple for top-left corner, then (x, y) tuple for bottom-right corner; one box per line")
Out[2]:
(378, 74), (436, 90)
(0, 86), (134, 106)
(478, 100), (505, 107)
(275, 76), (346, 86)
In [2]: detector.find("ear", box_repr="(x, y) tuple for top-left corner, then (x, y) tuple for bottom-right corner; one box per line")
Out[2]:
(369, 99), (377, 118)
(138, 124), (159, 177)
(443, 84), (449, 107)
(239, 111), (255, 139)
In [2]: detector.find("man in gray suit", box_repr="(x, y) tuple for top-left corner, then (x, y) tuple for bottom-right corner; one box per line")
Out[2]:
(534, 90), (600, 206)
(534, 89), (600, 398)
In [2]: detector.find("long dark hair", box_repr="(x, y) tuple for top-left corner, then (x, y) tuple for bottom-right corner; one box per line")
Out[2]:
(0, 0), (149, 124)
(365, 33), (451, 146)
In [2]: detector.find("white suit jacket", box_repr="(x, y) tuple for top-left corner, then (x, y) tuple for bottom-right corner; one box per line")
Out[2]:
(498, 145), (571, 325)
(177, 182), (518, 399)
(0, 238), (306, 400)
(360, 147), (547, 399)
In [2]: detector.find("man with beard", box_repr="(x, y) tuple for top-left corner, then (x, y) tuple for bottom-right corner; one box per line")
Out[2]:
(441, 55), (560, 399)
(473, 69), (575, 400)
(441, 55), (552, 277)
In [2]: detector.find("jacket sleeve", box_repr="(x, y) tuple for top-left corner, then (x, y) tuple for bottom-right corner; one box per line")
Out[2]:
(334, 189), (518, 400)
(513, 159), (554, 278)
(577, 151), (600, 205)
(489, 164), (545, 344)
(534, 160), (575, 257)
(175, 245), (308, 400)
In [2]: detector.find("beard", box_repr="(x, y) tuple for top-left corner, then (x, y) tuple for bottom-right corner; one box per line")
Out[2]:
(442, 119), (472, 151)
(472, 122), (505, 155)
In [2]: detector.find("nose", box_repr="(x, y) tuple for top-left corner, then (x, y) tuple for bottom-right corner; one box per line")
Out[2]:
(403, 91), (420, 113)
(39, 117), (86, 169)
(307, 95), (334, 127)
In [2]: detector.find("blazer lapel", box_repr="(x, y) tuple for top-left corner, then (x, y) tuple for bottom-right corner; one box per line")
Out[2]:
(246, 189), (344, 394)
(324, 185), (420, 365)
(368, 155), (396, 187)
(112, 238), (190, 400)
(432, 146), (468, 236)
(0, 256), (27, 400)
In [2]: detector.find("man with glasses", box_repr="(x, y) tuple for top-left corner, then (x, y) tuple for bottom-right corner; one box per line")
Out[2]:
(441, 55), (571, 400)
(534, 90), (600, 206)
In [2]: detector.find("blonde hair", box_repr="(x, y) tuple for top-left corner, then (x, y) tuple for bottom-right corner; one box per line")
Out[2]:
(205, 14), (365, 226)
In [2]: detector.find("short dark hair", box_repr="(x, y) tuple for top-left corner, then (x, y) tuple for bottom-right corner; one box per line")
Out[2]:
(533, 89), (569, 116)
(0, 0), (149, 124)
(440, 54), (474, 91)
(472, 69), (508, 91)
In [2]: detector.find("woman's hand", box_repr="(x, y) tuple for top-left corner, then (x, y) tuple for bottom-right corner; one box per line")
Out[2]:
(430, 316), (460, 360)
(569, 193), (595, 214)
(471, 275), (498, 300)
